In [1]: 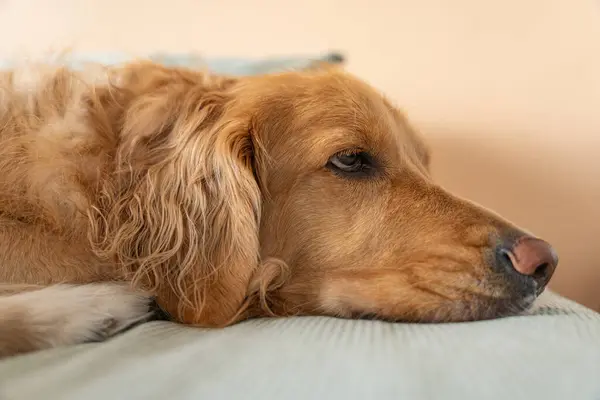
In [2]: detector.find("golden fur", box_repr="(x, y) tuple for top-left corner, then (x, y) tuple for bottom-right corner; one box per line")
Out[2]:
(0, 61), (556, 357)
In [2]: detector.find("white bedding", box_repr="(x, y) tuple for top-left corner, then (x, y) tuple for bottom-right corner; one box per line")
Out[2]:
(0, 291), (598, 400)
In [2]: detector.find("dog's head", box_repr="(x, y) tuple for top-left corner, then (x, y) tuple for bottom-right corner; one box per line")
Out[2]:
(92, 63), (558, 325)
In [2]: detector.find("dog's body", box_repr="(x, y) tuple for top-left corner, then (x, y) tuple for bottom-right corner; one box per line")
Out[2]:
(0, 61), (558, 358)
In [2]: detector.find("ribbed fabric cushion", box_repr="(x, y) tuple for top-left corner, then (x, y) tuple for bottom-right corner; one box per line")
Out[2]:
(0, 291), (598, 400)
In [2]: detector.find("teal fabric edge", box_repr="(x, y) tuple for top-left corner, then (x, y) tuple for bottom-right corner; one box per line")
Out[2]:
(0, 51), (345, 75)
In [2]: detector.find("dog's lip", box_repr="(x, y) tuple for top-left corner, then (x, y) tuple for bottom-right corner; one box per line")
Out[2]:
(459, 289), (540, 320)
(491, 293), (539, 314)
(352, 293), (540, 323)
(490, 290), (539, 304)
(534, 281), (548, 296)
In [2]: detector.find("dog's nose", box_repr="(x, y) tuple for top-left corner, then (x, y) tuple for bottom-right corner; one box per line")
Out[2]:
(497, 237), (558, 289)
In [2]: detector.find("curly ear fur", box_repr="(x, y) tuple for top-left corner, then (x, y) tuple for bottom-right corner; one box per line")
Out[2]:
(89, 66), (261, 326)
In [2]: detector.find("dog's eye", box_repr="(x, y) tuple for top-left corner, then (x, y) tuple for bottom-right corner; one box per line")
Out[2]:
(331, 153), (361, 170)
(327, 151), (375, 177)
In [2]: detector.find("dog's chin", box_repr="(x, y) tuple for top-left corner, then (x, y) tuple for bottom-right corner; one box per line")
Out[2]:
(347, 292), (540, 324)
(247, 286), (542, 324)
(455, 293), (539, 322)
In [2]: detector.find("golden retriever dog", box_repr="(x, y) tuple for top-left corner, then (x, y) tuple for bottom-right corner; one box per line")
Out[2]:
(0, 60), (558, 357)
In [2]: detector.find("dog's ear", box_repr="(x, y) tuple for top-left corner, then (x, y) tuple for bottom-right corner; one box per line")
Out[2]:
(90, 71), (261, 326)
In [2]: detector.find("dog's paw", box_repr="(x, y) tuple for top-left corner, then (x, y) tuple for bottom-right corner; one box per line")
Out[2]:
(13, 283), (154, 348)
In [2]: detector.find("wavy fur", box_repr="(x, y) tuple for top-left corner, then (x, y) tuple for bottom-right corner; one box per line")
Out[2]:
(87, 63), (262, 325)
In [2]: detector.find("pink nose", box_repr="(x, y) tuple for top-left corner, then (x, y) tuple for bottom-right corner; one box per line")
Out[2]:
(504, 237), (558, 281)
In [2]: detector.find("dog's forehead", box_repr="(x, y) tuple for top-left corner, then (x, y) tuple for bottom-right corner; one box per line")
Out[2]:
(315, 73), (430, 168)
(248, 70), (428, 169)
(283, 72), (406, 146)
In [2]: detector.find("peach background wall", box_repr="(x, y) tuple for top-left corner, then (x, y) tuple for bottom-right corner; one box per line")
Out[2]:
(0, 0), (598, 309)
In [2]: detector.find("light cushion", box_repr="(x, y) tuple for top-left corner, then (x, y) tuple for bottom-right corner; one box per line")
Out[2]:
(0, 291), (598, 400)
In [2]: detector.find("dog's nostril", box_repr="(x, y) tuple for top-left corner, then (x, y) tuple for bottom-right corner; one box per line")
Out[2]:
(532, 263), (550, 281)
(499, 249), (513, 267)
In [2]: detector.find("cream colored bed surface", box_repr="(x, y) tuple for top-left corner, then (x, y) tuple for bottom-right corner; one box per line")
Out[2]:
(0, 291), (598, 400)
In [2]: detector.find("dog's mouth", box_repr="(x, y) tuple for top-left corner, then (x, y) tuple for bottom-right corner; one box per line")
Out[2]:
(347, 290), (540, 324)
(420, 278), (546, 322)
(472, 293), (539, 320)
(434, 289), (542, 322)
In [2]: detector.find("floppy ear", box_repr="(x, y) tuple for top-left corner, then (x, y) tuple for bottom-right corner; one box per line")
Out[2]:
(90, 74), (261, 326)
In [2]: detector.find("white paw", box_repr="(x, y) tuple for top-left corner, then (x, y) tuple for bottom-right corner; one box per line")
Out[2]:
(11, 283), (154, 348)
